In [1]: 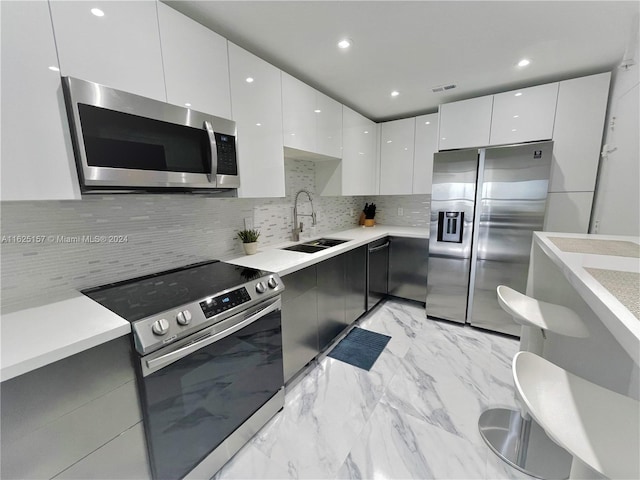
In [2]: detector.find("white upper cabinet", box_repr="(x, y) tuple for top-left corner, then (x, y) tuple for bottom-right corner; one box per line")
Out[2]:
(438, 95), (493, 151)
(549, 72), (611, 193)
(490, 83), (558, 146)
(379, 118), (416, 195)
(228, 43), (285, 198)
(282, 73), (316, 153)
(157, 3), (231, 118)
(1, 0), (80, 201)
(282, 73), (343, 158)
(413, 113), (439, 194)
(341, 107), (378, 196)
(49, 0), (166, 101)
(316, 92), (343, 158)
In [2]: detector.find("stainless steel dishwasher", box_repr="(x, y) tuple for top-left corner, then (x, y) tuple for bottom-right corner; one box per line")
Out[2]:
(367, 238), (389, 310)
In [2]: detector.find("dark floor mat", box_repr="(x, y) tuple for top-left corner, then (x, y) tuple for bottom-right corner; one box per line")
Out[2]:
(327, 327), (391, 371)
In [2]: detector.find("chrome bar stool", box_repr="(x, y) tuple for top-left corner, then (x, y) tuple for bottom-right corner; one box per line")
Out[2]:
(478, 285), (589, 479)
(513, 351), (639, 479)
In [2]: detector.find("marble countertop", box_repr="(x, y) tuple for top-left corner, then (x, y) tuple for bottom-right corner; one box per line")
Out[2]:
(224, 225), (429, 276)
(1, 225), (427, 382)
(533, 232), (640, 365)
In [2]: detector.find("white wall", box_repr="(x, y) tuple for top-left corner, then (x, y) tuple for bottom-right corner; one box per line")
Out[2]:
(591, 35), (640, 235)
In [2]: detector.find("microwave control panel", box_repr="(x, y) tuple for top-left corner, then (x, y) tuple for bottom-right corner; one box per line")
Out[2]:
(214, 133), (237, 175)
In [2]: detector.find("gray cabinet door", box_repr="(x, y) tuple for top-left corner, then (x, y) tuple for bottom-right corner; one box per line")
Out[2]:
(317, 255), (347, 349)
(281, 266), (319, 383)
(345, 245), (367, 324)
(389, 236), (429, 303)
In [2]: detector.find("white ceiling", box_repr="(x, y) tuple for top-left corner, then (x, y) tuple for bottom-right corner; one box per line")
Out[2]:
(165, 1), (639, 122)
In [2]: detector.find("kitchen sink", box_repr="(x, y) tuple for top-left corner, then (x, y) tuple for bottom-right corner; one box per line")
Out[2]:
(282, 244), (327, 254)
(303, 238), (348, 248)
(281, 238), (349, 254)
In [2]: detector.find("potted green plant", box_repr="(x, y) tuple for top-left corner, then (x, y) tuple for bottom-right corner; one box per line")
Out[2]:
(237, 228), (261, 255)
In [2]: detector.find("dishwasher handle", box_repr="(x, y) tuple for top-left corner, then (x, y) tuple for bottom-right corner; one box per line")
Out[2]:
(368, 241), (390, 253)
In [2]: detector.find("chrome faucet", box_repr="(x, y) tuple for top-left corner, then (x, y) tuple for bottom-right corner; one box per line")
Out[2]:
(292, 189), (317, 241)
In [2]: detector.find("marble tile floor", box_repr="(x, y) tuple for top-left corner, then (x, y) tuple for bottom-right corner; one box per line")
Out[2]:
(215, 299), (535, 480)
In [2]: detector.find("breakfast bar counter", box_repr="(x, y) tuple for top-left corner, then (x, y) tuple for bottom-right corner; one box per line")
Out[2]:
(527, 232), (640, 398)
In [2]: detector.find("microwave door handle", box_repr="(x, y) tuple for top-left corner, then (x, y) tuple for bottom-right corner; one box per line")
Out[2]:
(143, 297), (281, 375)
(204, 121), (218, 184)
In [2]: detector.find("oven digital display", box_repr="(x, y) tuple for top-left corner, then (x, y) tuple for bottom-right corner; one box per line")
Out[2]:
(200, 287), (251, 318)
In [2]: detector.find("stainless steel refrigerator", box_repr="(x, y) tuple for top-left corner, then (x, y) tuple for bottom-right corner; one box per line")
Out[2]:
(426, 141), (553, 336)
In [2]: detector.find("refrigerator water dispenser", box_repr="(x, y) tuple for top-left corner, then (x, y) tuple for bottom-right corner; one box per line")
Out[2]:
(437, 211), (464, 243)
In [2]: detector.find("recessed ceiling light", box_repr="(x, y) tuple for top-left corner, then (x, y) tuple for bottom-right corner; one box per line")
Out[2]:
(91, 8), (104, 17)
(386, 140), (392, 144)
(404, 147), (408, 151)
(512, 129), (517, 132)
(184, 103), (191, 107)
(364, 130), (369, 134)
(256, 123), (262, 126)
(513, 115), (519, 118)
(358, 152), (364, 155)
(518, 59), (531, 67)
(314, 109), (321, 113)
(425, 121), (430, 125)
(48, 65), (60, 72)
(391, 91), (400, 97)
(515, 92), (523, 97)
(245, 77), (254, 83)
(337, 39), (351, 49)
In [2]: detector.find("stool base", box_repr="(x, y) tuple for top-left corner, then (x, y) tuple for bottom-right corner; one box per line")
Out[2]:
(479, 407), (572, 479)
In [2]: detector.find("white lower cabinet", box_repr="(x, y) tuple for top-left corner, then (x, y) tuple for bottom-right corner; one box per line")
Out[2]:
(49, 0), (166, 101)
(412, 113), (438, 194)
(379, 118), (416, 195)
(228, 43), (285, 198)
(157, 3), (231, 118)
(1, 0), (80, 201)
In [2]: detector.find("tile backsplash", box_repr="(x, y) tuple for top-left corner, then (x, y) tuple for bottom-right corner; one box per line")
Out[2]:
(1, 159), (429, 313)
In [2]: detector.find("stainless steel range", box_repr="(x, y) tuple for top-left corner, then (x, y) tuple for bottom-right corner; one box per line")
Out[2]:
(83, 260), (285, 479)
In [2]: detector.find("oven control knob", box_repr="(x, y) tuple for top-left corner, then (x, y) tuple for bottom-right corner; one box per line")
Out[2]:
(151, 318), (170, 336)
(268, 276), (278, 289)
(176, 310), (192, 326)
(255, 281), (267, 294)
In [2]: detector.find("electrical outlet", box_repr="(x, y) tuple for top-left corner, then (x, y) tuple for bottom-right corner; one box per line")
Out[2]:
(397, 207), (404, 216)
(244, 217), (254, 230)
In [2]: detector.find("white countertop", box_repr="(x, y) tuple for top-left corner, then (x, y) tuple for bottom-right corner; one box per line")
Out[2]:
(224, 225), (429, 275)
(1, 292), (130, 382)
(0, 225), (427, 382)
(533, 232), (640, 365)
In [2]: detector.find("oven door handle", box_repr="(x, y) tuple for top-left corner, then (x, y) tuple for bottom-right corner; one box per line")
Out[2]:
(144, 297), (281, 375)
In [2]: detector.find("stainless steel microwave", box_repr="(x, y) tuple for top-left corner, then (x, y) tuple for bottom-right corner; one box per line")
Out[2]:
(62, 77), (239, 193)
